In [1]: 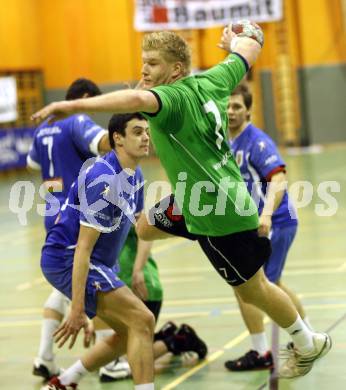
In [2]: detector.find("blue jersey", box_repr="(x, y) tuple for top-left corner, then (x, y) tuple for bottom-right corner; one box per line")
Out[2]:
(27, 114), (107, 229)
(43, 151), (145, 268)
(229, 124), (297, 227)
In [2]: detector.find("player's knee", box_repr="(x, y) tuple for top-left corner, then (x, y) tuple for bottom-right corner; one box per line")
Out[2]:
(235, 279), (265, 304)
(44, 289), (69, 316)
(130, 307), (155, 336)
(141, 308), (156, 333)
(236, 287), (256, 304)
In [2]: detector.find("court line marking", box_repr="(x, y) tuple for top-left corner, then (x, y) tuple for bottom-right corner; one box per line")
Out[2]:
(2, 303), (346, 327)
(5, 291), (346, 316)
(159, 258), (346, 275)
(14, 262), (346, 291)
(163, 290), (346, 307)
(14, 238), (188, 291)
(325, 311), (346, 333)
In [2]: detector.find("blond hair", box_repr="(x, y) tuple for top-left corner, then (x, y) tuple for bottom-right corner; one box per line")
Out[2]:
(142, 31), (191, 76)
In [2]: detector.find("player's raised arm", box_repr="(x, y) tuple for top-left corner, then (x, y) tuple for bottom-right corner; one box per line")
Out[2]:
(31, 89), (159, 125)
(218, 21), (263, 67)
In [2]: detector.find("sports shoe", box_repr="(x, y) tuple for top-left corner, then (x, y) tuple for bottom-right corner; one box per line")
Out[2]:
(99, 358), (132, 382)
(173, 324), (208, 359)
(40, 376), (77, 389)
(279, 332), (332, 378)
(225, 350), (274, 371)
(33, 357), (60, 380)
(154, 321), (178, 342)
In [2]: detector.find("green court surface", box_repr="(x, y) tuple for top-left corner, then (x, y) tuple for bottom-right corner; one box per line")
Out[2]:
(1, 145), (346, 389)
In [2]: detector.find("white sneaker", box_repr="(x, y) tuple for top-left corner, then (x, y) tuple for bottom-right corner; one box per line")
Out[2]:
(99, 358), (132, 382)
(33, 357), (60, 380)
(279, 332), (332, 378)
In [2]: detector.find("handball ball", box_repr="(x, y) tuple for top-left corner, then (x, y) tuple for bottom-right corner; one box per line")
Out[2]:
(231, 20), (264, 47)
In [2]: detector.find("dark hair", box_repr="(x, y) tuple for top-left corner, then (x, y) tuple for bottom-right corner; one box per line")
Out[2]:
(231, 83), (253, 110)
(108, 113), (146, 149)
(65, 78), (102, 100)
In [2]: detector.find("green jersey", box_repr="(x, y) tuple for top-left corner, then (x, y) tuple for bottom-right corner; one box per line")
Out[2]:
(118, 227), (163, 301)
(143, 54), (259, 236)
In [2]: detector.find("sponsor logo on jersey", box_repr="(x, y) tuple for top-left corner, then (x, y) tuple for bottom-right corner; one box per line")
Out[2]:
(235, 150), (243, 167)
(264, 155), (278, 166)
(37, 126), (61, 138)
(154, 208), (173, 228)
(213, 151), (231, 170)
(258, 141), (266, 151)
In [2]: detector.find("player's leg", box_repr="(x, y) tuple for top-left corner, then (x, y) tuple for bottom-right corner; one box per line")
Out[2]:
(41, 254), (155, 389)
(225, 292), (273, 371)
(33, 289), (69, 379)
(198, 230), (331, 378)
(92, 316), (127, 382)
(43, 286), (155, 390)
(95, 300), (163, 383)
(136, 194), (198, 241)
(266, 226), (314, 331)
(96, 287), (155, 385)
(225, 224), (297, 371)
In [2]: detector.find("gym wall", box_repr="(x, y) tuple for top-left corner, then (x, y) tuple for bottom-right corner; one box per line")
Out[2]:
(0, 0), (345, 144)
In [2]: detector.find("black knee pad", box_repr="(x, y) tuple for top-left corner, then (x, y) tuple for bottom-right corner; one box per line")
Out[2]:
(148, 194), (198, 241)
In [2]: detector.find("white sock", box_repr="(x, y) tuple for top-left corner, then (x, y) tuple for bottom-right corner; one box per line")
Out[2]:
(135, 384), (155, 390)
(303, 316), (314, 331)
(38, 318), (60, 361)
(95, 329), (115, 343)
(283, 315), (314, 354)
(250, 332), (269, 355)
(59, 360), (88, 385)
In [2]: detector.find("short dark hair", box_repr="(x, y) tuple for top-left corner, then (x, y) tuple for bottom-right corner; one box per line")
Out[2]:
(231, 83), (253, 110)
(108, 113), (146, 149)
(65, 78), (102, 100)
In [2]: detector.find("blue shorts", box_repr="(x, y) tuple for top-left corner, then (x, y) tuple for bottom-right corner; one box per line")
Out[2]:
(264, 224), (297, 283)
(41, 247), (125, 318)
(44, 215), (57, 232)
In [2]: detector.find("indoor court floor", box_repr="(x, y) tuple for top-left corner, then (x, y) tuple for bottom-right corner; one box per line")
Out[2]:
(1, 145), (346, 389)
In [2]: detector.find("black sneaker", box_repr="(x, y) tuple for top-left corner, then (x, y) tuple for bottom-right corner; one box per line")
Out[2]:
(33, 357), (60, 380)
(173, 324), (208, 360)
(154, 321), (178, 342)
(225, 350), (274, 371)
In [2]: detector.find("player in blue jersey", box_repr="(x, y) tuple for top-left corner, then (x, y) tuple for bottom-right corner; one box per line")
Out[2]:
(27, 78), (111, 380)
(225, 83), (314, 371)
(40, 113), (158, 390)
(27, 78), (109, 231)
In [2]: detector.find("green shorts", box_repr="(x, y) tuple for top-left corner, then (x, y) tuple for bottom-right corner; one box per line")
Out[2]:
(118, 227), (163, 302)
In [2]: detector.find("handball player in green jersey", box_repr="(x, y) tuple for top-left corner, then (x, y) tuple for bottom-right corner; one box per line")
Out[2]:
(32, 22), (331, 379)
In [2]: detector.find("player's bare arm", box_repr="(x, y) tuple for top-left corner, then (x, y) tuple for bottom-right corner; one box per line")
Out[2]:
(54, 225), (100, 349)
(31, 89), (159, 124)
(132, 238), (152, 301)
(259, 171), (287, 237)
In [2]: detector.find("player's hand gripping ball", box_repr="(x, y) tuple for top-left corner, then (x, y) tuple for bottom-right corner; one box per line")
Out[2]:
(231, 20), (264, 47)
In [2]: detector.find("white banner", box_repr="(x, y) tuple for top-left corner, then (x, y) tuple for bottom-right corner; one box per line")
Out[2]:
(135, 0), (282, 31)
(0, 76), (18, 123)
